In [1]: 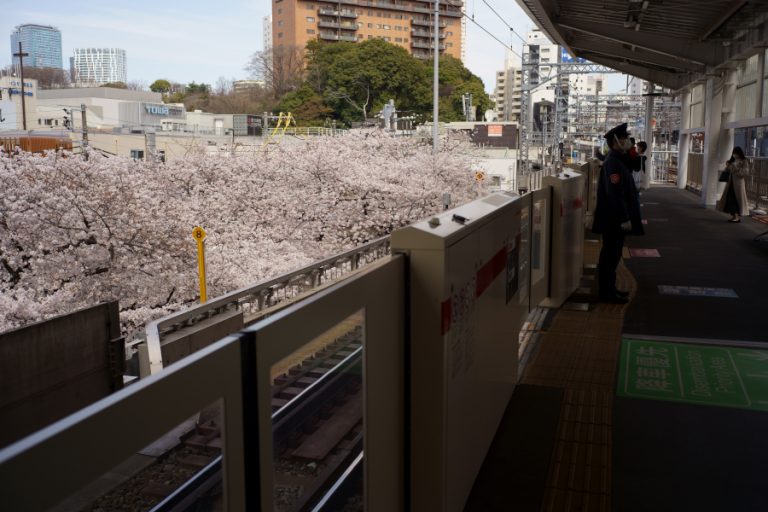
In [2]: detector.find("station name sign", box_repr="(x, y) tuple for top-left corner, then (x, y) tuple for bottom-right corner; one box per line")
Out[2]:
(143, 103), (184, 118)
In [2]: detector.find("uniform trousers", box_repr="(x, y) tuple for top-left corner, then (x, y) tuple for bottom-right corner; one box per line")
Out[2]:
(598, 230), (625, 297)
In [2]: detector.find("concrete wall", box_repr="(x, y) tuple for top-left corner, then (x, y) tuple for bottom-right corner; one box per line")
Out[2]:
(0, 302), (122, 449)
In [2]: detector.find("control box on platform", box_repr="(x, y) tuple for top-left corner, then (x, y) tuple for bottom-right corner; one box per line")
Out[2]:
(391, 192), (531, 512)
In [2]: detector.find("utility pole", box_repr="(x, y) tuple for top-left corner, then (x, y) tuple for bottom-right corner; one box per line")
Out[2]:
(13, 42), (29, 131)
(145, 130), (156, 161)
(80, 103), (89, 160)
(432, 0), (440, 154)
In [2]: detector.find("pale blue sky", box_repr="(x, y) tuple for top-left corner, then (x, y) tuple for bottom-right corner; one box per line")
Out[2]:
(1, 0), (625, 93)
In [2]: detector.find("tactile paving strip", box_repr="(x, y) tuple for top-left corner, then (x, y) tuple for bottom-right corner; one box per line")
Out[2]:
(522, 242), (636, 512)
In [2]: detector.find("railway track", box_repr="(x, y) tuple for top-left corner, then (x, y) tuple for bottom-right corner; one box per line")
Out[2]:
(79, 326), (365, 512)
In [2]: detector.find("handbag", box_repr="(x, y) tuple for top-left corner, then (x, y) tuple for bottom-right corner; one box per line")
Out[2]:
(718, 170), (730, 182)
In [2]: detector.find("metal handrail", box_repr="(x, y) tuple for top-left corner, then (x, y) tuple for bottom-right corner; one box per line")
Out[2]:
(142, 237), (390, 375)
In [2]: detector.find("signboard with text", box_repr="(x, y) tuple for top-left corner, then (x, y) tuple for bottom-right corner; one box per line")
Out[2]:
(618, 338), (768, 412)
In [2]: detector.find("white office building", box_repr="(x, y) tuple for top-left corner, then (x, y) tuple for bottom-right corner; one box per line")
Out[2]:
(72, 48), (127, 86)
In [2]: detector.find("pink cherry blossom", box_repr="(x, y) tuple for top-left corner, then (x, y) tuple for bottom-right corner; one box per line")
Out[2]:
(0, 131), (482, 339)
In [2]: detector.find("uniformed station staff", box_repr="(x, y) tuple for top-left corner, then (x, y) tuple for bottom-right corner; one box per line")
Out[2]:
(592, 123), (644, 304)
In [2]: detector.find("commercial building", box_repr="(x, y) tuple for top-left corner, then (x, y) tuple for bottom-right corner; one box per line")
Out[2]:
(36, 87), (171, 131)
(0, 77), (39, 131)
(272, 0), (464, 61)
(72, 48), (127, 86)
(10, 24), (63, 69)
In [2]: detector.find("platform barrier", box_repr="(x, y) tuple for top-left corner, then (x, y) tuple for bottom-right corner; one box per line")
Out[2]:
(540, 171), (586, 308)
(391, 192), (532, 511)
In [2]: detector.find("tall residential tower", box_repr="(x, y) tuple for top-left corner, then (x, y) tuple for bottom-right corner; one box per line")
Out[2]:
(72, 48), (127, 86)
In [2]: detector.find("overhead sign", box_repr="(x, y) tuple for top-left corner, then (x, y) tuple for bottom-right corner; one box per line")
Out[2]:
(560, 49), (588, 64)
(618, 338), (768, 412)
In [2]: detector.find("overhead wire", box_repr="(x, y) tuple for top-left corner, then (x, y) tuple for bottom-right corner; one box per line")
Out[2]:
(479, 0), (527, 44)
(443, 0), (523, 59)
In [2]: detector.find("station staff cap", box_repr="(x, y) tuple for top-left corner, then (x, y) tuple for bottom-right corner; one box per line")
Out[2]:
(604, 122), (630, 141)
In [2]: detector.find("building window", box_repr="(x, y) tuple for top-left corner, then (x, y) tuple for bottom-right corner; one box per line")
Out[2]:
(277, 20), (283, 26)
(130, 149), (144, 160)
(376, 24), (382, 29)
(447, 31), (453, 36)
(404, 38), (408, 42)
(384, 36), (390, 41)
(278, 32), (283, 38)
(383, 24), (390, 29)
(306, 3), (313, 8)
(277, 8), (282, 14)
(368, 23), (373, 28)
(307, 29), (316, 34)
(368, 35), (373, 39)
(395, 37), (403, 42)
(447, 42), (453, 47)
(306, 16), (315, 22)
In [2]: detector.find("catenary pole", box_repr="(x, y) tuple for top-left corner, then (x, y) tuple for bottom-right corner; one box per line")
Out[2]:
(13, 42), (29, 131)
(432, 0), (440, 154)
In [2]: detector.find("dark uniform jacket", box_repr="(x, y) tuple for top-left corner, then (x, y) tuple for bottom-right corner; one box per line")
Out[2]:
(592, 149), (644, 236)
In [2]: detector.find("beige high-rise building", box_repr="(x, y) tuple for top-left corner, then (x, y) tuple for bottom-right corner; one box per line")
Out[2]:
(272, 0), (464, 61)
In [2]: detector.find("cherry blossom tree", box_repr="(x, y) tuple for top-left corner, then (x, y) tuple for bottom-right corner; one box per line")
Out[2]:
(0, 131), (482, 338)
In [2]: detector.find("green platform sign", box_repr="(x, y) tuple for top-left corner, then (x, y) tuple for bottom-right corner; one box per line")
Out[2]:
(618, 338), (768, 411)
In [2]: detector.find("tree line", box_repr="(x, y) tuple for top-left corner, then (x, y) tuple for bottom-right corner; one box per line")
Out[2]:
(4, 39), (491, 126)
(254, 39), (491, 125)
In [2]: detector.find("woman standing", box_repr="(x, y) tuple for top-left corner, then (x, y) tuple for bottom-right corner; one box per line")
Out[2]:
(717, 146), (750, 222)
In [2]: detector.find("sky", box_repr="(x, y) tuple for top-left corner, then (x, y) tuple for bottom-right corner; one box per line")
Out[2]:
(0, 0), (626, 94)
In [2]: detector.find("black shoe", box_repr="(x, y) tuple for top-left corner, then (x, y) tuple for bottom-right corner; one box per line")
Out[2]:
(616, 290), (630, 298)
(599, 294), (629, 304)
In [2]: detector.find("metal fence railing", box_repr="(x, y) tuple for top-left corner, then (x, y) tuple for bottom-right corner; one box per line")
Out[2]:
(651, 150), (678, 184)
(686, 153), (704, 193)
(139, 237), (391, 376)
(747, 158), (768, 211)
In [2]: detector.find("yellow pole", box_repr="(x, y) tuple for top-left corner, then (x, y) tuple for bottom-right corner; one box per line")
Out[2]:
(192, 226), (207, 303)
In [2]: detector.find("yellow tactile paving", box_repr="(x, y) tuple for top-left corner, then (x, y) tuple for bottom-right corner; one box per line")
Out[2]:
(521, 239), (637, 512)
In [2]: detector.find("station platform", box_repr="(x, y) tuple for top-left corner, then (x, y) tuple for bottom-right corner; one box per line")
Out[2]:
(466, 186), (768, 512)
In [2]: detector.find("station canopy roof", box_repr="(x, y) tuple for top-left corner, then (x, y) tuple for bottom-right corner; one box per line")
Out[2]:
(515, 0), (768, 90)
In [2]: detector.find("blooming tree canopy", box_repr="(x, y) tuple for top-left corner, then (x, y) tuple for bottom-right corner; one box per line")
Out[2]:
(0, 132), (482, 338)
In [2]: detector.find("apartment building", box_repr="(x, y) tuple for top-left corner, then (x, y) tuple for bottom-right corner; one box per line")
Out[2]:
(493, 49), (522, 123)
(272, 0), (464, 60)
(72, 48), (127, 87)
